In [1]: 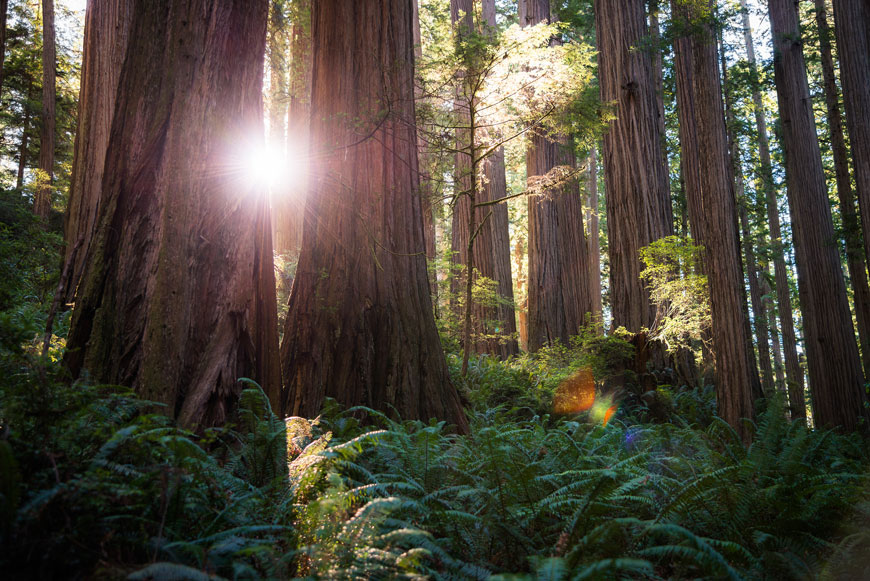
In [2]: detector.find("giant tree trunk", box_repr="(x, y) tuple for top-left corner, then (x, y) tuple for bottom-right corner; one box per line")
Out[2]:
(816, 0), (870, 381)
(739, 0), (804, 418)
(62, 0), (133, 305)
(769, 0), (868, 432)
(66, 0), (282, 428)
(522, 0), (591, 351)
(671, 0), (754, 439)
(720, 35), (774, 397)
(594, 0), (672, 334)
(831, 0), (870, 269)
(33, 0), (56, 218)
(279, 0), (468, 433)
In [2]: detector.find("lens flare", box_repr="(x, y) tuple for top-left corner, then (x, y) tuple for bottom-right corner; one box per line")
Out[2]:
(553, 368), (595, 414)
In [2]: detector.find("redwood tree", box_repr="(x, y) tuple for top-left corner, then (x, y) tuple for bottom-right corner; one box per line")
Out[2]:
(481, 0), (518, 357)
(66, 0), (281, 428)
(521, 0), (591, 351)
(831, 0), (870, 268)
(816, 0), (870, 381)
(33, 0), (55, 218)
(0, 0), (8, 94)
(450, 0), (499, 360)
(671, 0), (754, 437)
(62, 0), (133, 304)
(769, 0), (868, 432)
(279, 0), (468, 432)
(739, 0), (804, 415)
(594, 0), (672, 336)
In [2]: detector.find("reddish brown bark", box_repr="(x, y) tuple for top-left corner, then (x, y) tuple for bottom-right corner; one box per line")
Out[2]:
(595, 0), (672, 334)
(63, 0), (133, 305)
(66, 0), (282, 428)
(816, 0), (870, 381)
(671, 0), (754, 438)
(831, 0), (870, 270)
(522, 0), (591, 351)
(279, 0), (468, 432)
(33, 0), (56, 218)
(769, 0), (868, 432)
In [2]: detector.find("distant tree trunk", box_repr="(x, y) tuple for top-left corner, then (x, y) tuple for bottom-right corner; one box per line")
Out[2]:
(522, 0), (591, 351)
(66, 0), (282, 428)
(671, 0), (754, 438)
(450, 0), (498, 361)
(268, 0), (290, 253)
(769, 0), (868, 432)
(648, 0), (668, 173)
(413, 0), (438, 300)
(273, 0), (310, 255)
(720, 34), (774, 397)
(739, 0), (805, 417)
(594, 0), (672, 335)
(0, 0), (8, 94)
(586, 145), (602, 322)
(816, 0), (870, 381)
(831, 0), (870, 269)
(279, 0), (468, 433)
(481, 0), (519, 357)
(34, 0), (56, 218)
(762, 272), (786, 391)
(62, 0), (133, 305)
(16, 77), (33, 190)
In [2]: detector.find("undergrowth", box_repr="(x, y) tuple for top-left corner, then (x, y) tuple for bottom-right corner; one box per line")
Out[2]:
(2, 340), (868, 579)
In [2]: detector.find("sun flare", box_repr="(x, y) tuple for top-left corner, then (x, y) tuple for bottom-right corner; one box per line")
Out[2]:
(238, 138), (308, 192)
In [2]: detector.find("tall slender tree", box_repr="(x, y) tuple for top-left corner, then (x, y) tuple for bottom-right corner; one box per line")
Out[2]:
(62, 0), (133, 305)
(739, 0), (804, 415)
(481, 0), (518, 357)
(450, 0), (499, 359)
(831, 0), (870, 266)
(279, 0), (468, 432)
(815, 0), (870, 380)
(586, 145), (602, 322)
(273, 0), (311, 255)
(594, 0), (672, 337)
(671, 0), (754, 438)
(33, 0), (55, 218)
(720, 34), (774, 396)
(66, 0), (282, 428)
(413, 0), (438, 297)
(0, 0), (8, 95)
(768, 0), (868, 432)
(521, 0), (591, 351)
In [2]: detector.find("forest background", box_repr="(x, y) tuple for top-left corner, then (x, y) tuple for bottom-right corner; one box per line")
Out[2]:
(1, 0), (870, 579)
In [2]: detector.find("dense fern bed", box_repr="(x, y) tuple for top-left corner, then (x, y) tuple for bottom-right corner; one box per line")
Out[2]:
(1, 350), (869, 580)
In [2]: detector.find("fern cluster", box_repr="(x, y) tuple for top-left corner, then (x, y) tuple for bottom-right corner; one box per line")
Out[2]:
(2, 341), (869, 579)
